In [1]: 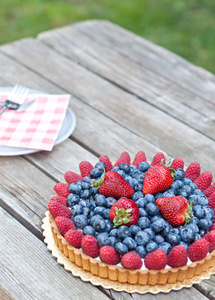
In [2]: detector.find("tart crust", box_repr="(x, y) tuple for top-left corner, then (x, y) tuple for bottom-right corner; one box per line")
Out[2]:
(49, 212), (215, 285)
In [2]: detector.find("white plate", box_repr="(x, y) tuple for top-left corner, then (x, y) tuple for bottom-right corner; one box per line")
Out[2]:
(0, 87), (76, 156)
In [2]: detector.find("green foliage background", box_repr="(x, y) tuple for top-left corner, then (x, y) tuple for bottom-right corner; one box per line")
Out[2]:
(0, 0), (214, 73)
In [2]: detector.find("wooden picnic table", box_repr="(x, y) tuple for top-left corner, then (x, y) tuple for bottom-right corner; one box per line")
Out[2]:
(0, 20), (215, 300)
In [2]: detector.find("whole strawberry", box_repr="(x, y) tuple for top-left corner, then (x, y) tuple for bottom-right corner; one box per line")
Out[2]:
(109, 198), (139, 228)
(167, 245), (188, 268)
(151, 152), (166, 166)
(188, 238), (209, 262)
(100, 246), (121, 265)
(64, 229), (84, 248)
(99, 155), (113, 172)
(132, 151), (147, 167)
(53, 182), (70, 198)
(204, 183), (215, 198)
(50, 195), (68, 206)
(48, 201), (72, 219)
(121, 252), (143, 270)
(155, 196), (193, 226)
(194, 172), (213, 191)
(55, 216), (76, 235)
(184, 162), (201, 182)
(144, 249), (167, 270)
(81, 235), (100, 258)
(170, 158), (184, 170)
(79, 161), (94, 177)
(114, 151), (131, 166)
(99, 171), (134, 199)
(142, 164), (175, 195)
(64, 171), (83, 185)
(203, 230), (215, 252)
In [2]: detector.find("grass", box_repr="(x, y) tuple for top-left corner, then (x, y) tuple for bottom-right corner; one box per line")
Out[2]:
(0, 0), (215, 74)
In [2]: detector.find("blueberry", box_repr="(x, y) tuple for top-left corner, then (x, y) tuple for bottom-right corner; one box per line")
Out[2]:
(203, 206), (214, 220)
(198, 218), (213, 230)
(90, 167), (104, 179)
(109, 228), (118, 237)
(83, 225), (96, 236)
(117, 169), (126, 178)
(97, 232), (110, 247)
(136, 246), (147, 258)
(93, 218), (107, 232)
(135, 173), (145, 184)
(199, 229), (207, 237)
(74, 214), (88, 229)
(119, 163), (130, 174)
(112, 166), (119, 172)
(81, 181), (91, 190)
(89, 215), (103, 226)
(67, 194), (80, 207)
(162, 189), (175, 198)
(134, 231), (150, 246)
(69, 183), (82, 194)
(158, 242), (172, 254)
(94, 206), (106, 215)
(150, 215), (162, 223)
(134, 183), (143, 192)
(198, 195), (208, 206)
(108, 236), (117, 247)
(80, 189), (90, 199)
(95, 194), (107, 207)
(127, 178), (138, 189)
(188, 194), (199, 205)
(138, 161), (150, 172)
(181, 185), (193, 197)
(89, 199), (96, 210)
(90, 187), (98, 197)
(194, 233), (202, 241)
(143, 228), (155, 239)
(151, 218), (166, 233)
(186, 223), (199, 234)
(189, 216), (199, 225)
(161, 222), (172, 237)
(146, 241), (158, 253)
(166, 233), (180, 245)
(144, 194), (155, 203)
(71, 204), (83, 217)
(178, 241), (189, 251)
(139, 208), (148, 217)
(129, 225), (141, 236)
(180, 227), (195, 243)
(136, 197), (147, 208)
(123, 237), (137, 250)
(115, 242), (128, 255)
(117, 226), (131, 239)
(138, 217), (151, 229)
(175, 168), (185, 180)
(132, 191), (144, 201)
(95, 161), (106, 170)
(82, 207), (91, 216)
(155, 193), (163, 200)
(103, 208), (110, 219)
(194, 189), (205, 196)
(104, 219), (113, 232)
(193, 205), (205, 219)
(79, 200), (90, 208)
(83, 176), (92, 183)
(145, 202), (159, 216)
(183, 178), (193, 185)
(106, 197), (116, 208)
(153, 234), (165, 245)
(189, 182), (198, 191)
(169, 228), (180, 235)
(171, 180), (183, 191)
(177, 189), (188, 198)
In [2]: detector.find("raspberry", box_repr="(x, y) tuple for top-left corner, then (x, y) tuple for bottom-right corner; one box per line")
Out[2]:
(167, 245), (188, 268)
(49, 195), (68, 206)
(64, 171), (83, 185)
(99, 246), (121, 265)
(55, 216), (76, 235)
(208, 192), (215, 209)
(53, 182), (70, 198)
(114, 151), (131, 166)
(194, 172), (213, 191)
(99, 155), (113, 172)
(121, 252), (143, 270)
(151, 152), (166, 166)
(132, 151), (147, 167)
(81, 235), (100, 258)
(204, 183), (215, 198)
(169, 158), (184, 170)
(79, 161), (94, 177)
(188, 238), (209, 262)
(144, 249), (167, 270)
(203, 230), (215, 252)
(65, 229), (84, 248)
(210, 221), (215, 231)
(184, 162), (201, 182)
(48, 201), (72, 219)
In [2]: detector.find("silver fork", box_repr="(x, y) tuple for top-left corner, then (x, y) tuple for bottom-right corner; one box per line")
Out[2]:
(0, 85), (29, 116)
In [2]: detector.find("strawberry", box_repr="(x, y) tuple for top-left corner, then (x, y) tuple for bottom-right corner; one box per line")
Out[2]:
(121, 252), (143, 270)
(49, 195), (68, 206)
(81, 235), (100, 258)
(203, 230), (215, 252)
(132, 151), (147, 167)
(99, 246), (121, 265)
(184, 162), (201, 182)
(114, 151), (131, 166)
(169, 158), (184, 170)
(79, 161), (94, 177)
(48, 201), (72, 219)
(55, 216), (76, 235)
(109, 198), (139, 228)
(151, 152), (166, 166)
(99, 155), (113, 172)
(142, 164), (175, 195)
(64, 229), (84, 248)
(98, 171), (134, 199)
(64, 171), (83, 185)
(194, 172), (213, 191)
(188, 238), (209, 262)
(155, 196), (193, 227)
(204, 183), (215, 198)
(144, 249), (167, 270)
(53, 182), (70, 198)
(167, 245), (188, 268)
(208, 192), (215, 209)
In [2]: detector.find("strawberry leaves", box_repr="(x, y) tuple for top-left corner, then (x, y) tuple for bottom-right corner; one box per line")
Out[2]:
(113, 207), (132, 228)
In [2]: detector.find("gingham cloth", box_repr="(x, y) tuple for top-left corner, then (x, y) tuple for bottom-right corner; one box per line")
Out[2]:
(0, 93), (70, 151)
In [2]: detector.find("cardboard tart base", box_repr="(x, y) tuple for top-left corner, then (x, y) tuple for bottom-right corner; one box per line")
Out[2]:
(42, 211), (215, 294)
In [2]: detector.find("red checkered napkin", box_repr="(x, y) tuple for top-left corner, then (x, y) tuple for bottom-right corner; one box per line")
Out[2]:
(0, 92), (70, 151)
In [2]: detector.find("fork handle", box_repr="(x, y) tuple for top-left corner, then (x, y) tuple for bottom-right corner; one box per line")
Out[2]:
(0, 105), (8, 116)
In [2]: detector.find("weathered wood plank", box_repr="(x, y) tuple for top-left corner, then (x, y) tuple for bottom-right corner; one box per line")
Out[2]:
(0, 207), (110, 300)
(194, 276), (215, 300)
(1, 38), (215, 173)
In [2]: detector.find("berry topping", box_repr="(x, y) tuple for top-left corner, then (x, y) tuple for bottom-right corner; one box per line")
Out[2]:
(50, 195), (68, 206)
(208, 192), (215, 209)
(188, 238), (209, 262)
(79, 161), (94, 177)
(81, 235), (100, 258)
(203, 230), (215, 252)
(48, 201), (72, 219)
(55, 216), (76, 235)
(121, 251), (143, 270)
(132, 151), (147, 167)
(169, 158), (184, 170)
(99, 155), (113, 172)
(53, 182), (70, 198)
(194, 172), (213, 191)
(144, 249), (167, 270)
(184, 162), (201, 182)
(167, 245), (188, 268)
(99, 246), (121, 265)
(64, 229), (84, 248)
(151, 152), (166, 166)
(204, 183), (215, 198)
(64, 171), (83, 185)
(114, 151), (131, 166)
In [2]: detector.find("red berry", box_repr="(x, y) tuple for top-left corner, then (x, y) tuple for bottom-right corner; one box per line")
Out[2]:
(55, 216), (76, 235)
(49, 195), (68, 206)
(170, 158), (184, 170)
(48, 201), (72, 219)
(79, 161), (94, 177)
(210, 221), (215, 231)
(99, 246), (121, 265)
(132, 151), (147, 167)
(184, 162), (201, 182)
(64, 229), (84, 248)
(208, 192), (215, 209)
(81, 235), (100, 258)
(114, 151), (131, 166)
(53, 182), (70, 198)
(99, 155), (113, 172)
(167, 245), (188, 268)
(64, 171), (83, 185)
(203, 230), (215, 252)
(151, 152), (166, 166)
(194, 172), (213, 191)
(121, 252), (143, 270)
(204, 183), (215, 198)
(144, 249), (167, 270)
(188, 238), (209, 262)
